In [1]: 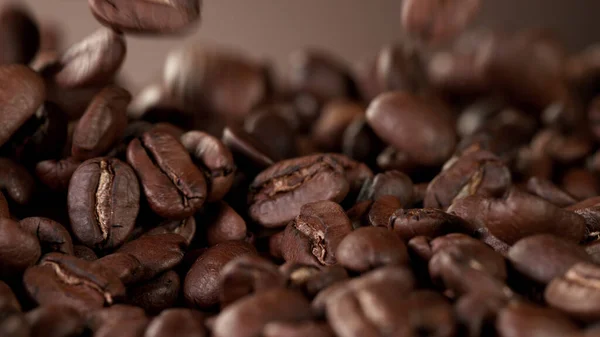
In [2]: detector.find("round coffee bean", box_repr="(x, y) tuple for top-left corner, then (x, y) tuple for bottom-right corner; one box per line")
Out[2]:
(201, 201), (247, 246)
(0, 217), (41, 278)
(545, 262), (600, 322)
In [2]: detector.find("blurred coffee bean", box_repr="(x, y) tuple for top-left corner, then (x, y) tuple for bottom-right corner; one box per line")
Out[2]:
(146, 216), (196, 247)
(312, 100), (363, 152)
(375, 43), (428, 93)
(26, 305), (84, 337)
(367, 91), (457, 167)
(128, 270), (180, 315)
(0, 217), (41, 278)
(0, 4), (39, 65)
(496, 301), (579, 337)
(222, 126), (277, 171)
(88, 305), (149, 337)
(73, 245), (97, 261)
(200, 201), (247, 246)
(145, 308), (207, 337)
(562, 168), (600, 201)
(341, 116), (385, 166)
(389, 208), (468, 241)
(366, 195), (402, 227)
(525, 176), (577, 207)
(0, 158), (35, 206)
(357, 170), (413, 206)
(545, 262), (600, 322)
(244, 108), (298, 159)
(263, 321), (335, 337)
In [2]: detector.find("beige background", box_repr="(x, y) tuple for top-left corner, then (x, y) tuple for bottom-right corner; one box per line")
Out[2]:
(4, 0), (600, 91)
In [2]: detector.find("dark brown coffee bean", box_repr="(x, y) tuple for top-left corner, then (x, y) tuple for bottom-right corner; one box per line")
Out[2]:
(287, 49), (358, 102)
(0, 158), (35, 207)
(357, 170), (414, 207)
(367, 92), (457, 167)
(312, 100), (363, 152)
(0, 280), (20, 313)
(366, 195), (402, 227)
(448, 188), (586, 244)
(222, 126), (276, 170)
(220, 255), (285, 307)
(533, 128), (593, 165)
(0, 4), (39, 65)
(68, 158), (139, 250)
(213, 289), (312, 337)
(0, 217), (40, 278)
(408, 235), (434, 262)
(128, 270), (180, 315)
(72, 86), (130, 160)
(263, 321), (335, 337)
(118, 233), (187, 283)
(428, 47), (490, 97)
(299, 265), (349, 298)
(508, 234), (590, 285)
(374, 43), (428, 93)
(562, 168), (600, 201)
(455, 292), (506, 337)
(430, 233), (507, 280)
(127, 130), (207, 219)
(341, 116), (385, 166)
(184, 241), (257, 309)
(20, 217), (74, 255)
(23, 253), (125, 313)
(35, 158), (81, 192)
(496, 301), (579, 337)
(26, 305), (84, 337)
(0, 192), (7, 218)
(545, 262), (600, 321)
(164, 45), (266, 121)
(88, 305), (149, 337)
(146, 216), (196, 246)
(328, 153), (373, 198)
(280, 201), (352, 267)
(73, 245), (97, 261)
(0, 65), (45, 148)
(52, 28), (126, 88)
(525, 176), (577, 207)
(95, 252), (143, 285)
(244, 108), (298, 160)
(425, 148), (511, 209)
(89, 0), (202, 35)
(249, 154), (349, 228)
(389, 208), (467, 241)
(346, 200), (372, 229)
(401, 0), (481, 45)
(201, 201), (247, 246)
(180, 131), (236, 202)
(145, 308), (207, 337)
(336, 227), (408, 273)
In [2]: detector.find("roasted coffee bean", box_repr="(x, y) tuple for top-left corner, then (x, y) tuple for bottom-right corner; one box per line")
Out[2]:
(401, 0), (481, 44)
(180, 131), (236, 202)
(366, 195), (402, 227)
(146, 216), (196, 246)
(244, 108), (298, 160)
(0, 192), (8, 219)
(68, 158), (139, 250)
(248, 154), (349, 228)
(52, 28), (126, 88)
(329, 153), (373, 198)
(73, 245), (97, 261)
(88, 304), (149, 337)
(374, 43), (428, 94)
(20, 217), (74, 255)
(455, 292), (506, 337)
(184, 241), (257, 309)
(89, 0), (202, 35)
(336, 227), (408, 273)
(127, 130), (207, 219)
(118, 233), (187, 283)
(95, 252), (143, 285)
(220, 255), (285, 307)
(35, 158), (80, 192)
(357, 170), (414, 206)
(71, 86), (130, 160)
(341, 116), (385, 166)
(508, 234), (590, 285)
(263, 321), (335, 337)
(280, 201), (352, 267)
(298, 265), (349, 298)
(0, 65), (45, 149)
(428, 46), (491, 97)
(448, 188), (586, 244)
(562, 168), (600, 201)
(164, 45), (266, 121)
(26, 305), (84, 337)
(367, 92), (457, 167)
(145, 308), (207, 337)
(430, 233), (507, 280)
(525, 176), (577, 207)
(532, 128), (592, 165)
(545, 262), (600, 321)
(496, 301), (579, 337)
(0, 311), (30, 337)
(0, 4), (39, 65)
(0, 217), (41, 278)
(425, 148), (511, 209)
(222, 126), (276, 170)
(408, 235), (435, 262)
(213, 289), (313, 337)
(23, 253), (125, 313)
(287, 49), (358, 102)
(0, 280), (20, 313)
(345, 199), (372, 229)
(128, 270), (180, 315)
(312, 100), (364, 152)
(0, 158), (35, 207)
(128, 84), (192, 128)
(201, 201), (247, 246)
(389, 208), (468, 241)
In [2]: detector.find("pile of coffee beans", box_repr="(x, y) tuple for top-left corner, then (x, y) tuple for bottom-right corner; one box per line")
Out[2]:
(3, 0), (600, 336)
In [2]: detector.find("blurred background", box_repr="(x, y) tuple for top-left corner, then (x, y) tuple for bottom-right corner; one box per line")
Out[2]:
(6, 0), (600, 90)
